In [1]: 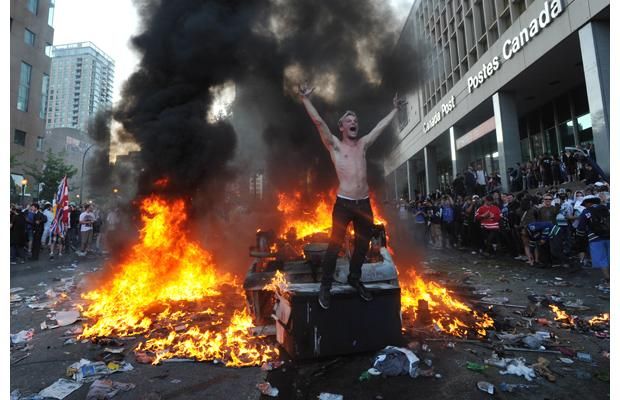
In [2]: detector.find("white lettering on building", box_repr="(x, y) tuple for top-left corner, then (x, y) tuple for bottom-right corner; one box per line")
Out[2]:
(423, 96), (455, 133)
(503, 0), (563, 60)
(467, 57), (500, 94)
(467, 0), (564, 94)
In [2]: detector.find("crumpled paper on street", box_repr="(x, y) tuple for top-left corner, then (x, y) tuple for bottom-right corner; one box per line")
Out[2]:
(86, 379), (136, 400)
(38, 379), (82, 399)
(499, 358), (536, 381)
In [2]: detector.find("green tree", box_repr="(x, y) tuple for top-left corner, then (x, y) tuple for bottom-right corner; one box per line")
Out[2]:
(25, 149), (77, 201)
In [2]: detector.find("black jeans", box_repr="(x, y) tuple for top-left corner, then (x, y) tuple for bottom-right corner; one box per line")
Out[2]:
(321, 197), (374, 288)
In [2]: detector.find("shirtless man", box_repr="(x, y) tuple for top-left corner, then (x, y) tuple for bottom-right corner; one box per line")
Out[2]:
(299, 83), (406, 309)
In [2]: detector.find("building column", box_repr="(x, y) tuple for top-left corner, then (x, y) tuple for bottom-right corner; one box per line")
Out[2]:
(579, 21), (610, 175)
(424, 146), (438, 195)
(393, 170), (398, 201)
(492, 92), (522, 192)
(406, 159), (413, 201)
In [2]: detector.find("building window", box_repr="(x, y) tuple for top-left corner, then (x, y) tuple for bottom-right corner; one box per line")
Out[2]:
(14, 130), (26, 146)
(48, 0), (55, 27)
(17, 62), (32, 112)
(26, 0), (38, 15)
(36, 136), (44, 151)
(45, 42), (53, 57)
(24, 29), (35, 46)
(40, 74), (49, 119)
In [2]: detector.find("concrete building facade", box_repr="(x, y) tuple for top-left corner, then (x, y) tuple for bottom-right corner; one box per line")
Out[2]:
(385, 0), (609, 199)
(10, 0), (55, 197)
(46, 42), (114, 133)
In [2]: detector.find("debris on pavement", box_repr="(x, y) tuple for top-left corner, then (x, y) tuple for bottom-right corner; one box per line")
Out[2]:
(256, 382), (279, 397)
(466, 362), (487, 372)
(476, 381), (495, 394)
(318, 393), (344, 400)
(66, 359), (134, 383)
(11, 329), (35, 345)
(52, 310), (81, 327)
(531, 357), (556, 382)
(498, 358), (536, 381)
(38, 378), (82, 399)
(498, 382), (538, 392)
(372, 346), (420, 377)
(85, 379), (136, 400)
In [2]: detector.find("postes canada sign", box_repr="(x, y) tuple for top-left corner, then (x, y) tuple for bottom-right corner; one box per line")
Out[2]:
(467, 0), (564, 94)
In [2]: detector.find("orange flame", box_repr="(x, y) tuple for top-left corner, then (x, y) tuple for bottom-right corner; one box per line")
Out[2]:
(549, 305), (575, 325)
(276, 190), (387, 239)
(400, 270), (494, 337)
(79, 195), (278, 367)
(588, 313), (610, 326)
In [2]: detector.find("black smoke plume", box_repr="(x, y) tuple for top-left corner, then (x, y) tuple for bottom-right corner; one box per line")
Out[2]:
(113, 0), (424, 206)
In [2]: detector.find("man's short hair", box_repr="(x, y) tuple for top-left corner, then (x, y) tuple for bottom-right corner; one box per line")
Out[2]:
(338, 111), (357, 127)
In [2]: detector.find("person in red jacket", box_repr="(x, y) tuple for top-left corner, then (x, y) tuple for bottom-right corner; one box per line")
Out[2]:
(475, 195), (501, 256)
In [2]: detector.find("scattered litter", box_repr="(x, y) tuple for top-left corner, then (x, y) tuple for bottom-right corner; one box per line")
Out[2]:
(38, 379), (82, 399)
(531, 357), (556, 382)
(372, 346), (420, 377)
(103, 347), (125, 354)
(575, 369), (592, 380)
(11, 329), (35, 344)
(594, 371), (610, 382)
(11, 287), (25, 293)
(256, 382), (279, 397)
(170, 379), (181, 384)
(11, 294), (23, 303)
(53, 310), (80, 327)
(446, 342), (455, 349)
(358, 371), (370, 381)
(576, 352), (592, 362)
(522, 335), (542, 349)
(499, 382), (538, 392)
(134, 351), (156, 364)
(481, 296), (509, 304)
(559, 357), (574, 364)
(367, 368), (381, 376)
(476, 381), (494, 394)
(318, 394), (343, 400)
(67, 359), (134, 383)
(499, 358), (536, 381)
(466, 362), (487, 372)
(28, 301), (55, 310)
(85, 379), (135, 400)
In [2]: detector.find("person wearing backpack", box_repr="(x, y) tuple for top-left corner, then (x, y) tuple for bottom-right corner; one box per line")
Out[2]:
(576, 195), (610, 282)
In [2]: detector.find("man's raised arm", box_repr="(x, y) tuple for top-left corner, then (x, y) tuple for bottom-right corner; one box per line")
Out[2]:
(299, 84), (338, 149)
(361, 93), (407, 148)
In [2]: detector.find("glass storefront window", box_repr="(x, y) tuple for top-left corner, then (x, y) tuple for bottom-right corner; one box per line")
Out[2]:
(531, 133), (544, 157)
(557, 120), (575, 149)
(544, 127), (558, 155)
(576, 113), (593, 145)
(520, 138), (531, 162)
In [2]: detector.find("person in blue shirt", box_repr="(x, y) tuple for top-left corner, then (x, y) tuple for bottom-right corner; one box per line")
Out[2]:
(526, 221), (567, 268)
(576, 195), (610, 282)
(440, 195), (456, 249)
(412, 200), (428, 247)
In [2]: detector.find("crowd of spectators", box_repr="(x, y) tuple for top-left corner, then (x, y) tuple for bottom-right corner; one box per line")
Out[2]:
(396, 176), (610, 288)
(10, 201), (110, 264)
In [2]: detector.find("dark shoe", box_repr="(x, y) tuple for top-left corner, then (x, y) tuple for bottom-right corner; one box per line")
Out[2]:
(318, 285), (331, 310)
(348, 278), (373, 301)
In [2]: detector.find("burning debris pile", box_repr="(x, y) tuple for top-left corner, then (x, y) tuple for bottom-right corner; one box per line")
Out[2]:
(400, 271), (495, 338)
(79, 195), (278, 367)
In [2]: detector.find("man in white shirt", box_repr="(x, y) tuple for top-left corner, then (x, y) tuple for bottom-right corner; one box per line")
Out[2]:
(78, 204), (95, 256)
(41, 203), (54, 248)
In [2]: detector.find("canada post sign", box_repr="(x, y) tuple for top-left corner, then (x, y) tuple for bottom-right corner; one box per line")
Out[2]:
(422, 96), (455, 133)
(467, 0), (564, 94)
